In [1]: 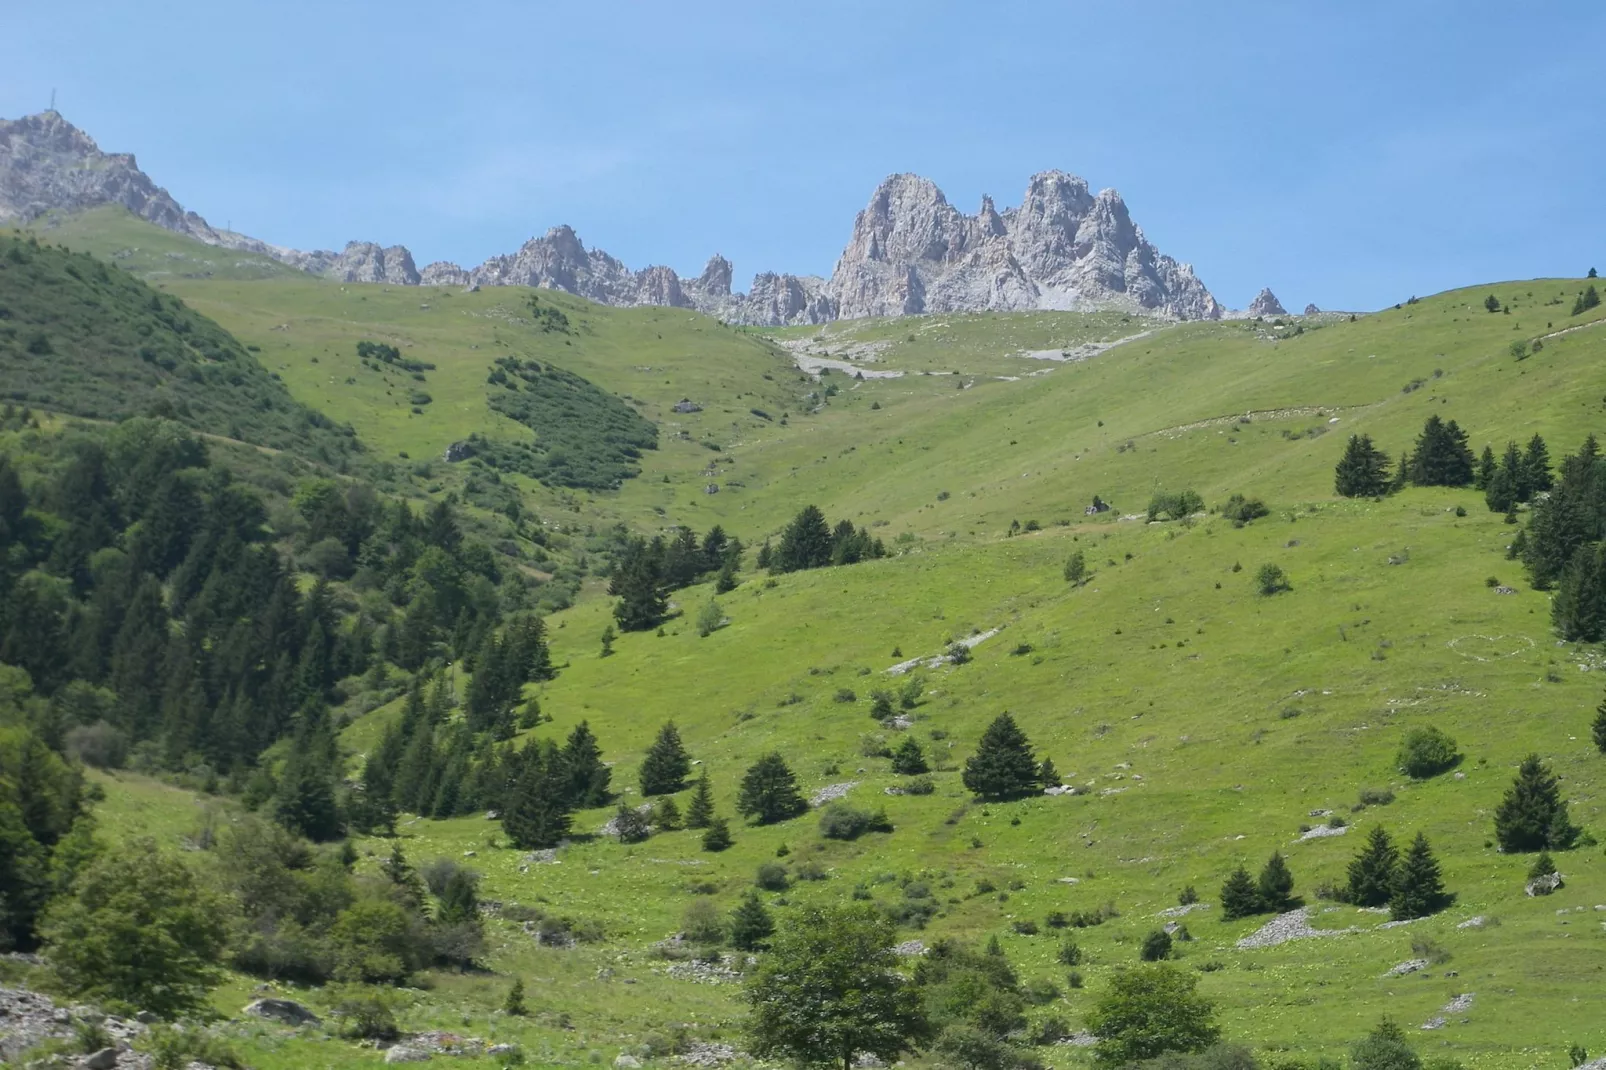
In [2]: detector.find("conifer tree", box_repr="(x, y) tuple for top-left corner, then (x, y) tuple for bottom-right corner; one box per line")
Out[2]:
(737, 753), (808, 824)
(1220, 865), (1262, 920)
(701, 816), (733, 852)
(774, 505), (833, 573)
(714, 554), (740, 594)
(1334, 434), (1393, 498)
(438, 868), (481, 927)
(1388, 832), (1449, 920)
(961, 713), (1040, 800)
(1039, 757), (1060, 788)
(1593, 693), (1606, 754)
(685, 769), (716, 829)
(503, 977), (527, 1016)
(729, 890), (775, 950)
(1552, 541), (1606, 642)
(1407, 416), (1475, 487)
(1494, 754), (1578, 852)
(1474, 445), (1497, 490)
(610, 547), (667, 632)
(559, 721), (611, 809)
(1522, 435), (1605, 588)
(890, 737), (929, 775)
(651, 795), (682, 831)
(501, 745), (572, 850)
(381, 843), (428, 912)
(271, 706), (344, 842)
(1346, 826), (1400, 907)
(639, 721), (693, 796)
(1521, 434), (1554, 498)
(613, 802), (650, 844)
(1256, 852), (1295, 912)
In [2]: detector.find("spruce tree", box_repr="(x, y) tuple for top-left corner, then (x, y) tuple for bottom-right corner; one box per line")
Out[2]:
(1256, 852), (1295, 912)
(729, 890), (776, 951)
(890, 737), (929, 775)
(438, 869), (482, 928)
(1388, 832), (1448, 920)
(613, 802), (650, 844)
(651, 795), (682, 831)
(1593, 693), (1606, 754)
(774, 505), (833, 573)
(1346, 826), (1400, 907)
(737, 753), (807, 824)
(1220, 865), (1262, 920)
(961, 713), (1040, 800)
(381, 843), (428, 912)
(271, 707), (343, 842)
(1408, 416), (1475, 487)
(1494, 754), (1578, 852)
(501, 746), (572, 850)
(685, 769), (716, 829)
(1475, 445), (1497, 490)
(639, 721), (693, 796)
(611, 552), (667, 632)
(1334, 434), (1393, 498)
(701, 816), (733, 852)
(1552, 541), (1606, 642)
(503, 977), (527, 1016)
(714, 554), (739, 594)
(559, 721), (611, 809)
(1521, 434), (1554, 498)
(1039, 757), (1060, 788)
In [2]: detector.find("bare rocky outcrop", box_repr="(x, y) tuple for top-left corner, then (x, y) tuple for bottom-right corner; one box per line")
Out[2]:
(1, 110), (1222, 325)
(1246, 288), (1287, 317)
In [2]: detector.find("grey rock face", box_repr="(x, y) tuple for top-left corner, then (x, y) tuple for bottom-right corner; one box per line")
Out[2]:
(243, 997), (321, 1025)
(1247, 288), (1287, 317)
(1, 111), (1222, 325)
(826, 171), (1221, 321)
(1304, 303), (1321, 315)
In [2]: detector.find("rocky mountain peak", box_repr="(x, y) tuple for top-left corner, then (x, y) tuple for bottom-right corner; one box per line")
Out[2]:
(1247, 288), (1287, 317)
(694, 254), (733, 297)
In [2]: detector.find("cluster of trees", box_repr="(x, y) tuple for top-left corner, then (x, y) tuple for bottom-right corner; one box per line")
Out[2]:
(1147, 489), (1203, 522)
(1342, 827), (1451, 920)
(962, 713), (1058, 800)
(1478, 436), (1553, 513)
(609, 525), (743, 632)
(1219, 852), (1298, 919)
(1511, 436), (1606, 640)
(1573, 283), (1600, 317)
(483, 355), (658, 490)
(1334, 416), (1480, 497)
(757, 505), (887, 574)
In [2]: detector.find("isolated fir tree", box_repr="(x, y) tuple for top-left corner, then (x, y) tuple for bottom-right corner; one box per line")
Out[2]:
(1494, 754), (1578, 852)
(640, 721), (693, 796)
(702, 816), (733, 852)
(1220, 865), (1262, 920)
(1256, 852), (1296, 912)
(714, 554), (740, 594)
(962, 712), (1040, 800)
(685, 769), (716, 829)
(559, 721), (611, 809)
(1475, 444), (1497, 490)
(1346, 825), (1400, 907)
(737, 753), (808, 824)
(651, 795), (682, 831)
(1039, 757), (1060, 788)
(1388, 832), (1449, 920)
(1064, 551), (1089, 585)
(1593, 693), (1606, 754)
(501, 746), (572, 850)
(1407, 415), (1475, 487)
(599, 625), (616, 658)
(1352, 1018), (1420, 1070)
(1334, 434), (1393, 498)
(729, 890), (776, 951)
(890, 737), (929, 775)
(774, 505), (833, 573)
(611, 551), (667, 632)
(503, 977), (527, 1016)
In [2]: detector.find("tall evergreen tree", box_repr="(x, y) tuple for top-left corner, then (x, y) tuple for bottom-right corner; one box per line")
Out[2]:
(1219, 865), (1262, 920)
(1474, 445), (1497, 491)
(1256, 852), (1295, 912)
(1407, 416), (1475, 487)
(1593, 692), (1606, 755)
(1346, 826), (1400, 907)
(1334, 434), (1393, 498)
(1388, 832), (1449, 920)
(685, 769), (716, 829)
(271, 706), (344, 842)
(1494, 754), (1578, 852)
(774, 505), (833, 573)
(1522, 435), (1606, 588)
(729, 890), (775, 951)
(737, 753), (807, 824)
(639, 721), (693, 796)
(661, 527), (703, 590)
(890, 737), (929, 775)
(1521, 434), (1554, 498)
(961, 713), (1040, 800)
(1552, 540), (1606, 642)
(610, 544), (667, 632)
(501, 744), (572, 850)
(559, 721), (611, 809)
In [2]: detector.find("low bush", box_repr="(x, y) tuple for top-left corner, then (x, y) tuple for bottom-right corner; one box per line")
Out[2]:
(819, 804), (893, 840)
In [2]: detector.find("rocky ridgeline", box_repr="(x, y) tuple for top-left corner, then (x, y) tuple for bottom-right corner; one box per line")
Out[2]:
(2, 111), (1232, 326)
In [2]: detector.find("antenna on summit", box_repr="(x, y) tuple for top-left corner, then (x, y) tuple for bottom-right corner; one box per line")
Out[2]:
(49, 89), (56, 112)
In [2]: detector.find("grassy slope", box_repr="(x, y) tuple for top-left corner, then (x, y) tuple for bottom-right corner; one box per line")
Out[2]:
(38, 211), (1606, 1066)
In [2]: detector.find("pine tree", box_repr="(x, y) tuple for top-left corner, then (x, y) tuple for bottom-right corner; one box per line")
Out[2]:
(613, 802), (650, 844)
(599, 625), (616, 658)
(729, 890), (775, 951)
(438, 869), (482, 928)
(961, 713), (1040, 800)
(610, 546), (667, 632)
(1475, 445), (1497, 490)
(503, 977), (527, 1016)
(1256, 852), (1295, 912)
(1408, 416), (1475, 487)
(559, 721), (611, 809)
(685, 770), (716, 829)
(1494, 753), (1578, 852)
(501, 745), (572, 850)
(1346, 826), (1400, 907)
(737, 754), (807, 824)
(271, 707), (344, 842)
(1388, 832), (1449, 920)
(701, 817), (733, 852)
(639, 721), (692, 796)
(1593, 693), (1606, 754)
(651, 795), (682, 831)
(714, 554), (739, 594)
(1521, 434), (1554, 498)
(774, 505), (833, 573)
(1039, 757), (1060, 788)
(1220, 865), (1262, 920)
(381, 844), (428, 912)
(890, 737), (929, 775)
(1553, 541), (1606, 642)
(1334, 434), (1393, 498)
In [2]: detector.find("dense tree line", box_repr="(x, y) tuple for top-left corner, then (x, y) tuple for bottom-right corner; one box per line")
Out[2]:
(609, 525), (743, 632)
(758, 505), (887, 574)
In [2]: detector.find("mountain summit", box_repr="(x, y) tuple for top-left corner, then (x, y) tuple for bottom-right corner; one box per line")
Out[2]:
(0, 111), (1222, 324)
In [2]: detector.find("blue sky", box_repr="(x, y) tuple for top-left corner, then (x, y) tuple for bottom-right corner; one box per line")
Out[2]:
(5, 0), (1602, 311)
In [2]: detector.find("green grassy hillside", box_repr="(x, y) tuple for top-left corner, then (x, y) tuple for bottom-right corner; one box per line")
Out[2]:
(17, 209), (1606, 1069)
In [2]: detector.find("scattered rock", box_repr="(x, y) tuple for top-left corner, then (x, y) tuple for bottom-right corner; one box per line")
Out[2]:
(678, 1040), (742, 1066)
(1236, 907), (1361, 949)
(1526, 872), (1564, 897)
(385, 1047), (432, 1063)
(1157, 902), (1210, 918)
(615, 1055), (644, 1069)
(893, 940), (927, 956)
(811, 782), (858, 807)
(1297, 824), (1348, 842)
(1442, 993), (1474, 1014)
(1385, 959), (1430, 977)
(1056, 1032), (1099, 1048)
(82, 1049), (120, 1070)
(673, 399), (703, 414)
(244, 997), (321, 1026)
(1420, 1017), (1447, 1031)
(1456, 916), (1488, 930)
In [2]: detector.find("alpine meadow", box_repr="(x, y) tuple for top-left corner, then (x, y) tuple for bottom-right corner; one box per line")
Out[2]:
(1, 44), (1606, 1070)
